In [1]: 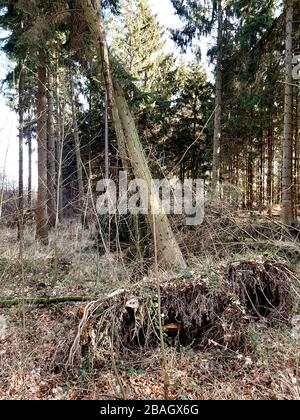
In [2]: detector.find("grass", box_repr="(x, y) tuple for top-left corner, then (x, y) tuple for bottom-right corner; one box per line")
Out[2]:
(0, 220), (299, 400)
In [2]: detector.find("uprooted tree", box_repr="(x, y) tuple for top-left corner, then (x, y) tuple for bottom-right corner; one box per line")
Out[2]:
(67, 258), (295, 368)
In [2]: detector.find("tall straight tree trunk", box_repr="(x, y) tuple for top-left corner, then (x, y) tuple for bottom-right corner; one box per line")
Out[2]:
(57, 97), (65, 222)
(293, 92), (299, 218)
(28, 89), (33, 209)
(18, 64), (24, 241)
(258, 139), (263, 210)
(247, 154), (254, 210)
(36, 63), (49, 244)
(295, 92), (300, 216)
(211, 0), (223, 193)
(259, 111), (265, 211)
(70, 74), (84, 216)
(80, 0), (186, 270)
(47, 72), (57, 227)
(281, 0), (294, 225)
(267, 113), (274, 216)
(55, 64), (64, 223)
(104, 91), (109, 179)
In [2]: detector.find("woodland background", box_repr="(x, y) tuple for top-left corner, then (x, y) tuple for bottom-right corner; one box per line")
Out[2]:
(0, 0), (299, 400)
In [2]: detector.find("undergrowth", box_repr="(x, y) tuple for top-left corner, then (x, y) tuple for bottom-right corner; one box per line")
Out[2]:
(0, 211), (300, 400)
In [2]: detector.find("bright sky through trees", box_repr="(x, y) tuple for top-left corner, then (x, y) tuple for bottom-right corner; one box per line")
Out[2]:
(0, 0), (209, 187)
(0, 50), (20, 187)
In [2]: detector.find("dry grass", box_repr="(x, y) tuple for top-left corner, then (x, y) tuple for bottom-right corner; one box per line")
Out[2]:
(0, 223), (135, 298)
(0, 218), (300, 400)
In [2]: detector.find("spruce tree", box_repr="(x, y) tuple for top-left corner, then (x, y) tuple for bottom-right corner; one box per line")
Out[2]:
(110, 0), (166, 91)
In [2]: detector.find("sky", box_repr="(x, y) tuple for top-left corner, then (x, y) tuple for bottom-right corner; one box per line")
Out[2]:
(0, 0), (211, 188)
(0, 51), (20, 188)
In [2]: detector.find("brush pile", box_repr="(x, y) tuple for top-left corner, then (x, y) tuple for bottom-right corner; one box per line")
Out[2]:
(174, 206), (300, 262)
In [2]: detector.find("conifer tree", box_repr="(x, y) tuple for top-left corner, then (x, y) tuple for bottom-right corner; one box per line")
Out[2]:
(171, 0), (233, 192)
(110, 0), (166, 91)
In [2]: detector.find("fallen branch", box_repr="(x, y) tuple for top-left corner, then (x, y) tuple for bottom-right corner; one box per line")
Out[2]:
(0, 296), (91, 307)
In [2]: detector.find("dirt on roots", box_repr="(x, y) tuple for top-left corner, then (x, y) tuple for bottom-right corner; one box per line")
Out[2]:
(68, 258), (295, 370)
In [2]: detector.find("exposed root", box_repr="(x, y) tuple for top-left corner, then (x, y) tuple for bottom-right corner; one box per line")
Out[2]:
(67, 259), (296, 370)
(228, 260), (293, 321)
(68, 289), (127, 367)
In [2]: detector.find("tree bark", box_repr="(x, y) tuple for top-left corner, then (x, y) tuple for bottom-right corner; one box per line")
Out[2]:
(56, 65), (64, 223)
(281, 0), (294, 225)
(114, 82), (187, 269)
(79, 0), (129, 172)
(36, 63), (49, 244)
(28, 89), (33, 209)
(47, 72), (57, 228)
(0, 296), (91, 307)
(247, 145), (254, 210)
(267, 112), (274, 216)
(259, 112), (265, 211)
(211, 0), (223, 193)
(80, 0), (186, 270)
(293, 91), (299, 218)
(104, 90), (109, 179)
(70, 74), (85, 217)
(18, 64), (24, 242)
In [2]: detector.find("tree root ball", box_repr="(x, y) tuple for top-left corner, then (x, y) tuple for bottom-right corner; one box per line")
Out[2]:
(68, 259), (296, 368)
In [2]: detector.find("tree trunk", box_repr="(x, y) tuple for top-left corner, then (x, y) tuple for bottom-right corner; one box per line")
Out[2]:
(28, 90), (33, 209)
(80, 0), (186, 270)
(114, 82), (187, 269)
(293, 91), (299, 218)
(58, 97), (65, 222)
(247, 153), (254, 210)
(47, 72), (57, 228)
(36, 63), (49, 244)
(70, 74), (85, 217)
(0, 295), (91, 307)
(56, 65), (64, 223)
(259, 112), (265, 211)
(18, 64), (24, 242)
(211, 0), (223, 193)
(267, 113), (274, 216)
(281, 0), (294, 225)
(104, 91), (109, 179)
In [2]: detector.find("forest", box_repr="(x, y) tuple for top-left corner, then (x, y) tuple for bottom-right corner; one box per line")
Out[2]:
(0, 0), (300, 401)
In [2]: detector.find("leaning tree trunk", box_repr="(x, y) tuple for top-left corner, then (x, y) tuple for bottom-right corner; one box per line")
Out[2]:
(281, 0), (294, 225)
(211, 0), (223, 193)
(83, 0), (129, 172)
(47, 72), (57, 228)
(80, 0), (186, 270)
(18, 64), (24, 242)
(114, 83), (187, 269)
(36, 63), (49, 244)
(70, 74), (85, 217)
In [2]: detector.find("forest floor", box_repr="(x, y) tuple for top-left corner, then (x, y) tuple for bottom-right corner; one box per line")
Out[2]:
(0, 215), (300, 400)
